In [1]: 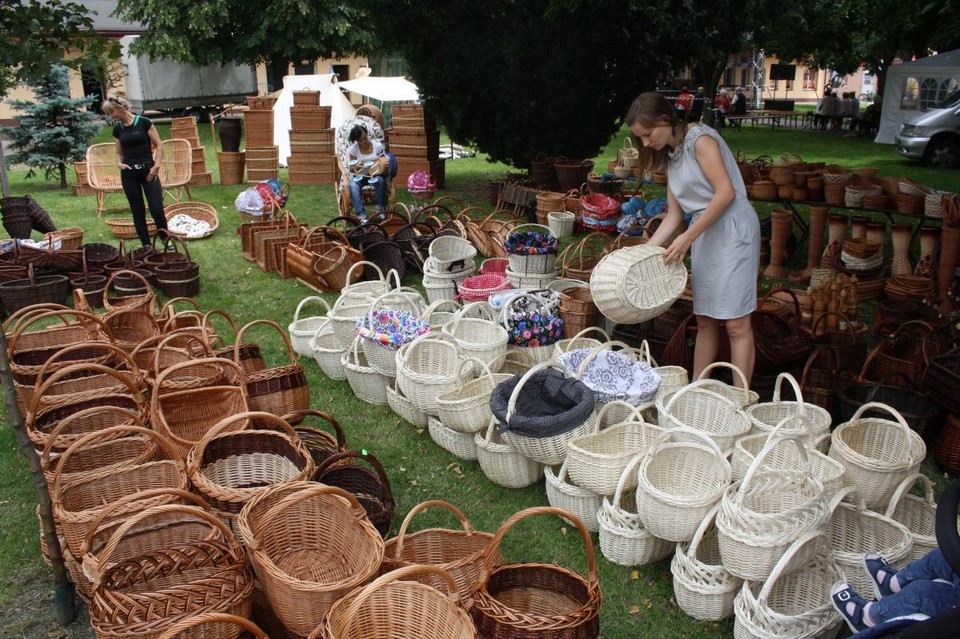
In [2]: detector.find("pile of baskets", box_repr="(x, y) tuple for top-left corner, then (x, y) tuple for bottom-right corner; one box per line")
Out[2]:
(502, 223), (559, 290)
(422, 236), (477, 303)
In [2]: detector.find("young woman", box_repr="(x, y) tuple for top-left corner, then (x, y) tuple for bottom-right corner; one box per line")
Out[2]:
(101, 96), (168, 246)
(346, 124), (388, 221)
(626, 91), (760, 387)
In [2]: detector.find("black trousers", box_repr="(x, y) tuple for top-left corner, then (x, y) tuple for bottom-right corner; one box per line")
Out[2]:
(120, 164), (167, 245)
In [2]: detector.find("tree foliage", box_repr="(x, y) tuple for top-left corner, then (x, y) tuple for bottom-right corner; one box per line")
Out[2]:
(2, 66), (103, 188)
(360, 0), (673, 168)
(113, 0), (376, 86)
(0, 0), (114, 97)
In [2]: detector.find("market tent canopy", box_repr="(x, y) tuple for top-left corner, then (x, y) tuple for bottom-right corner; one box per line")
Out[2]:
(337, 76), (420, 102)
(272, 74), (357, 165)
(875, 49), (960, 144)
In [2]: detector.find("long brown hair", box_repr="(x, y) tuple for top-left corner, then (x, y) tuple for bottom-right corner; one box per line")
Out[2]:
(625, 92), (686, 174)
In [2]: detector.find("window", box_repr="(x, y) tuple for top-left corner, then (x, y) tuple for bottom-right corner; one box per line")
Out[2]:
(784, 79), (794, 90)
(331, 64), (350, 82)
(900, 76), (920, 110)
(919, 77), (940, 109)
(293, 61), (315, 75)
(802, 70), (815, 90)
(938, 78), (959, 105)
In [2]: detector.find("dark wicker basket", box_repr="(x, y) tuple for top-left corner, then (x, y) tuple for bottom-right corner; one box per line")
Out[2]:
(1, 195), (56, 239)
(313, 450), (394, 538)
(0, 265), (69, 314)
(837, 373), (943, 442)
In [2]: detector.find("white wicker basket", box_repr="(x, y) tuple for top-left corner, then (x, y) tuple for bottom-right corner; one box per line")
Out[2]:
(544, 460), (602, 532)
(428, 236), (478, 273)
(386, 378), (429, 428)
(436, 359), (511, 434)
(441, 301), (508, 375)
(474, 418), (543, 489)
(599, 453), (673, 567)
(671, 503), (741, 621)
(884, 473), (938, 563)
(657, 380), (753, 456)
(288, 295), (332, 357)
(327, 293), (372, 350)
(309, 325), (347, 380)
(427, 416), (479, 460)
(590, 245), (688, 324)
(396, 333), (471, 416)
(505, 223), (558, 275)
(744, 372), (831, 442)
(547, 211), (576, 239)
(341, 336), (389, 405)
(693, 362), (759, 409)
(358, 289), (426, 377)
(504, 267), (558, 290)
(565, 417), (664, 497)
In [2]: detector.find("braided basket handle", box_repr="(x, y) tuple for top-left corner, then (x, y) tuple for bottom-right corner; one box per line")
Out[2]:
(156, 612), (270, 639)
(338, 565), (460, 625)
(391, 500), (478, 559)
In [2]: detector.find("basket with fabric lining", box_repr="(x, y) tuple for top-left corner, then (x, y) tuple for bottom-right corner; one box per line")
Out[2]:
(456, 272), (512, 302)
(164, 202), (219, 240)
(356, 290), (428, 377)
(471, 506), (602, 639)
(671, 502), (741, 621)
(313, 450), (395, 538)
(236, 482), (383, 637)
(504, 223), (559, 275)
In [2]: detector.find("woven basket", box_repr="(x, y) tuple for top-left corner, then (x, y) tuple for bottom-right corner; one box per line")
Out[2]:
(164, 202), (219, 240)
(828, 401), (926, 510)
(896, 192), (924, 215)
(656, 380), (753, 455)
(313, 449), (395, 538)
(565, 415), (664, 497)
(884, 473), (937, 563)
(544, 459), (603, 532)
(397, 333), (471, 416)
(671, 503), (741, 621)
(428, 415), (479, 459)
(925, 191), (946, 218)
(235, 319), (310, 417)
(105, 216), (156, 240)
(471, 506), (602, 639)
(284, 408), (349, 468)
(474, 418), (544, 488)
(441, 301), (509, 375)
(382, 500), (496, 610)
(157, 612), (269, 639)
(505, 223), (558, 275)
(716, 433), (828, 582)
(547, 210), (576, 238)
(590, 245), (688, 324)
(236, 482), (383, 637)
(635, 429), (731, 542)
(743, 372), (831, 442)
(732, 530), (843, 639)
(428, 235), (478, 273)
(436, 359), (511, 434)
(358, 289), (427, 377)
(309, 326), (347, 380)
(342, 336), (389, 405)
(599, 453), (674, 567)
(312, 565), (475, 639)
(288, 295), (332, 357)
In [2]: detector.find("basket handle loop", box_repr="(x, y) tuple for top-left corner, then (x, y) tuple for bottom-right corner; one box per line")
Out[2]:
(282, 409), (347, 450)
(33, 339), (136, 391)
(293, 295), (332, 325)
(251, 483), (368, 545)
(480, 505), (598, 585)
(505, 360), (572, 422)
(2, 302), (70, 335)
(422, 298), (462, 321)
(563, 325), (611, 347)
(93, 504), (238, 586)
(201, 308), (239, 348)
(756, 529), (830, 608)
(186, 411), (293, 466)
(158, 296), (202, 326)
(684, 501), (722, 559)
(611, 450), (646, 505)
(340, 565), (461, 623)
(345, 260), (385, 290)
(770, 372), (807, 411)
(697, 361), (752, 403)
(81, 486), (211, 556)
(392, 499), (477, 559)
(800, 345), (837, 388)
(737, 428), (811, 505)
(8, 308), (112, 355)
(150, 330), (216, 378)
(573, 340), (640, 380)
(662, 378), (740, 416)
(595, 400), (646, 429)
(885, 472), (936, 519)
(447, 300), (498, 333)
(481, 417), (499, 446)
(155, 613), (270, 639)
(848, 401), (915, 463)
(234, 318), (298, 367)
(811, 310), (856, 340)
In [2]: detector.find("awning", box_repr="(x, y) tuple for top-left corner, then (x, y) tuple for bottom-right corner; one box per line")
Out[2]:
(337, 76), (420, 102)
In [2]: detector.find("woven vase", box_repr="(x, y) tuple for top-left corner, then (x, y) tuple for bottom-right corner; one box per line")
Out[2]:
(914, 226), (940, 279)
(827, 214), (847, 247)
(938, 226), (960, 312)
(802, 205), (829, 278)
(850, 216), (870, 240)
(890, 223), (913, 277)
(865, 222), (886, 253)
(763, 209), (794, 278)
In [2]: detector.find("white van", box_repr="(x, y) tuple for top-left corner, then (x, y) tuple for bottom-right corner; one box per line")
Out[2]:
(895, 89), (960, 168)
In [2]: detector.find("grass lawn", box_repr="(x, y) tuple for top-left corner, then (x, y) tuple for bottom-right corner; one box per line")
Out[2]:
(0, 117), (957, 638)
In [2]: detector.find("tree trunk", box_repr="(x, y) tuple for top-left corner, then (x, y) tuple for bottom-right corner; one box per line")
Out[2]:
(267, 55), (290, 93)
(59, 163), (67, 189)
(699, 56), (727, 128)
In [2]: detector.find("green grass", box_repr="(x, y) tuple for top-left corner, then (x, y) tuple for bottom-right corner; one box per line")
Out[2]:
(1, 118), (957, 638)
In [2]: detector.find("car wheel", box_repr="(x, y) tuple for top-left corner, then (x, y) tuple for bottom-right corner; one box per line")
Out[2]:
(924, 138), (960, 169)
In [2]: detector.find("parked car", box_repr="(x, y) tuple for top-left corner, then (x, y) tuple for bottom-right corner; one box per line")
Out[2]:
(895, 89), (960, 168)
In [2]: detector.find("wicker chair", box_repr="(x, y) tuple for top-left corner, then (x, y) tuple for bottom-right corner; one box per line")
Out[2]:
(85, 143), (125, 217)
(334, 115), (396, 217)
(159, 138), (193, 203)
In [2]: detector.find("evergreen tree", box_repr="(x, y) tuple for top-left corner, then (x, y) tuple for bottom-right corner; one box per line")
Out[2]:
(2, 65), (103, 188)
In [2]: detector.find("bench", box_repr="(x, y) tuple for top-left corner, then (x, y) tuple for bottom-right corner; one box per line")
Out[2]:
(726, 114), (782, 131)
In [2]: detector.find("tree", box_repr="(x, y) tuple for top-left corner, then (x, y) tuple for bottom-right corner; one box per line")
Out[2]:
(359, 0), (672, 168)
(112, 0), (375, 91)
(2, 65), (103, 188)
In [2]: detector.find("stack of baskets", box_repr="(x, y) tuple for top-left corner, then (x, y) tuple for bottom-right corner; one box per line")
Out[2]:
(287, 91), (336, 185)
(503, 223), (558, 289)
(422, 236), (477, 303)
(840, 237), (884, 273)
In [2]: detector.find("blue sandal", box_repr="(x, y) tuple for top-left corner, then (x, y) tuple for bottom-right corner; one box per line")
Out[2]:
(831, 581), (871, 633)
(863, 553), (897, 599)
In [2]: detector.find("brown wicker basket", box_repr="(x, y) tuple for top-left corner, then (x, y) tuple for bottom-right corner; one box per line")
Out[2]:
(896, 193), (924, 215)
(234, 319), (310, 417)
(314, 449), (395, 537)
(752, 180), (776, 200)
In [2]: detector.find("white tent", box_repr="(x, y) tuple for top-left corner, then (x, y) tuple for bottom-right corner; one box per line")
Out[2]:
(875, 49), (960, 143)
(272, 74), (357, 165)
(337, 76), (420, 102)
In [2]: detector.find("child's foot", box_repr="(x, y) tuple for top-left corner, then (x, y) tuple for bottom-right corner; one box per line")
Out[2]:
(864, 553), (899, 599)
(831, 582), (874, 633)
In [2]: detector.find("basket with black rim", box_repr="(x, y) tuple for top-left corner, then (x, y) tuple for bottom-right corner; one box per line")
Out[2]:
(313, 449), (395, 538)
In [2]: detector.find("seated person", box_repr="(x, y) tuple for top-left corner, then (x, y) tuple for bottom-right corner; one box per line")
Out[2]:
(832, 549), (960, 634)
(346, 124), (388, 221)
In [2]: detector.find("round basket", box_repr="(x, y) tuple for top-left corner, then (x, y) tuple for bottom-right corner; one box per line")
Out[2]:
(164, 202), (219, 240)
(105, 217), (156, 240)
(599, 452), (674, 567)
(288, 295), (332, 357)
(505, 223), (559, 275)
(590, 245), (688, 324)
(545, 460), (604, 532)
(828, 401), (927, 510)
(547, 210), (576, 238)
(504, 267), (558, 289)
(436, 359), (511, 434)
(635, 429), (731, 542)
(427, 415), (478, 460)
(284, 408), (349, 468)
(441, 302), (508, 375)
(386, 378), (429, 427)
(342, 336), (389, 405)
(657, 380), (753, 455)
(428, 235), (478, 273)
(456, 272), (512, 303)
(744, 372), (831, 442)
(671, 503), (741, 621)
(313, 449), (395, 538)
(357, 290), (429, 377)
(396, 333), (471, 416)
(474, 418), (544, 489)
(565, 416), (664, 497)
(309, 326), (347, 380)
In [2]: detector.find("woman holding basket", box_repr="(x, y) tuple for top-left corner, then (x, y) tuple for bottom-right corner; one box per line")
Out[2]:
(626, 91), (760, 387)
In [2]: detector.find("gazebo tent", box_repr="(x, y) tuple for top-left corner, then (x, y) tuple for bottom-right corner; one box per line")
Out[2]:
(272, 74), (357, 165)
(875, 49), (960, 144)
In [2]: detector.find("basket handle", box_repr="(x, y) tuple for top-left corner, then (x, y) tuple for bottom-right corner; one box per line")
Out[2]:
(151, 357), (247, 413)
(80, 486), (211, 556)
(446, 300), (498, 333)
(2, 302), (70, 335)
(811, 310), (856, 341)
(422, 298), (462, 321)
(150, 330), (217, 377)
(32, 339), (136, 391)
(683, 501), (722, 559)
(480, 506), (597, 585)
(345, 259), (385, 290)
(736, 430), (811, 505)
(755, 529), (831, 608)
(201, 308), (240, 347)
(662, 378), (741, 416)
(595, 400), (647, 429)
(800, 345), (837, 388)
(480, 417), (499, 446)
(234, 318), (298, 368)
(315, 448), (393, 498)
(697, 361), (752, 403)
(497, 290), (553, 328)
(250, 483), (368, 545)
(770, 372), (807, 411)
(611, 450), (646, 505)
(505, 360), (572, 421)
(29, 361), (147, 424)
(847, 401), (915, 463)
(93, 504), (238, 585)
(339, 565), (461, 624)
(391, 499), (478, 559)
(293, 295), (332, 326)
(282, 409), (347, 450)
(573, 340), (640, 380)
(884, 472), (936, 520)
(8, 308), (111, 355)
(562, 325), (611, 347)
(156, 612), (270, 639)
(157, 296), (201, 324)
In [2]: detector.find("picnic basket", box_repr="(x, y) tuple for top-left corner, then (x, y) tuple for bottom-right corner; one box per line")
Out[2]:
(356, 289), (428, 377)
(236, 482), (383, 636)
(474, 417), (544, 488)
(656, 380), (753, 455)
(671, 503), (741, 621)
(396, 333), (471, 416)
(599, 452), (673, 567)
(436, 358), (511, 434)
(471, 506), (602, 639)
(428, 415), (479, 459)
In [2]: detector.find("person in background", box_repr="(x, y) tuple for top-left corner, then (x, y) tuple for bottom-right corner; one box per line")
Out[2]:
(714, 88), (731, 128)
(847, 92), (861, 129)
(730, 87), (748, 116)
(626, 92), (759, 387)
(675, 85), (694, 120)
(101, 95), (167, 247)
(346, 124), (387, 222)
(688, 86), (705, 123)
(832, 91), (848, 130)
(814, 87), (835, 130)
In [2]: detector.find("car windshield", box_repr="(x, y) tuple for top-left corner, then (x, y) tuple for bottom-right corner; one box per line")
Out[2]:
(940, 90), (960, 109)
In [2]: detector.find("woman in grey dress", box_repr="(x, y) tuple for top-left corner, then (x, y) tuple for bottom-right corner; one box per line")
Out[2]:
(626, 92), (760, 387)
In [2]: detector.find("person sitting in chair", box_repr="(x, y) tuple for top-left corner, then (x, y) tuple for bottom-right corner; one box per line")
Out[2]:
(346, 124), (388, 222)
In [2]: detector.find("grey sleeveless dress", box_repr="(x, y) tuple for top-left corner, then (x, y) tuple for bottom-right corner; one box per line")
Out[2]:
(667, 125), (760, 320)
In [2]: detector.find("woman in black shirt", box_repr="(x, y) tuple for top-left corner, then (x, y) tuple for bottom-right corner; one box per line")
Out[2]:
(101, 96), (168, 246)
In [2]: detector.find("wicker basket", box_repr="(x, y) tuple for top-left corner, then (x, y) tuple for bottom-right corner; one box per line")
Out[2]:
(105, 216), (156, 240)
(505, 223), (558, 275)
(565, 416), (664, 497)
(309, 326), (347, 380)
(283, 408), (349, 468)
(164, 202), (219, 240)
(884, 473), (937, 563)
(236, 482), (383, 637)
(313, 450), (395, 538)
(436, 359), (510, 434)
(235, 319), (310, 416)
(428, 415), (479, 459)
(471, 506), (602, 639)
(288, 295), (332, 357)
(386, 378), (429, 427)
(474, 418), (544, 488)
(441, 301), (508, 375)
(590, 245), (688, 324)
(342, 336), (389, 405)
(547, 210), (576, 238)
(743, 372), (831, 442)
(671, 503), (741, 621)
(656, 380), (753, 455)
(396, 333), (471, 416)
(156, 613), (269, 639)
(544, 459), (603, 532)
(599, 453), (674, 567)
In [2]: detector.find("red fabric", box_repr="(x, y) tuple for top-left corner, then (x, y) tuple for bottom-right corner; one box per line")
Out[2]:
(676, 91), (693, 112)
